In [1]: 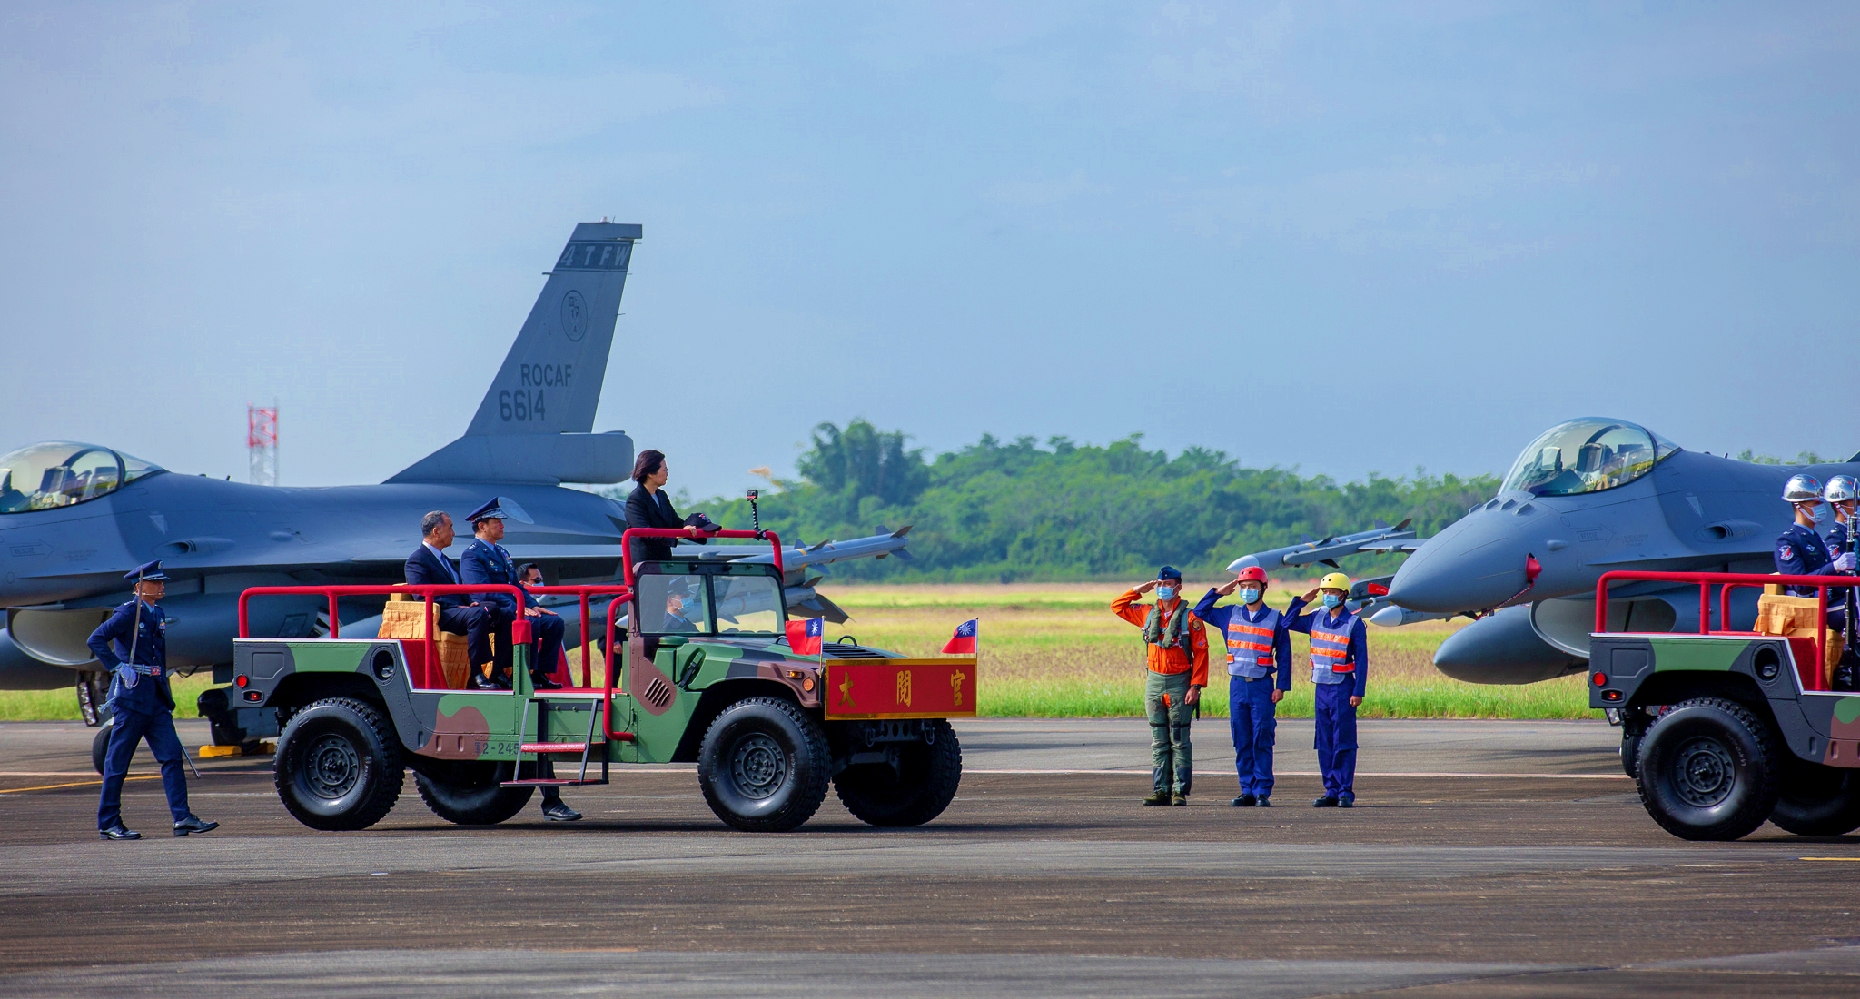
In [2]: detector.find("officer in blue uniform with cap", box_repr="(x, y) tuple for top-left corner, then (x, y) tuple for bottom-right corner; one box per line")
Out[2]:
(87, 560), (217, 840)
(459, 500), (580, 821)
(460, 497), (568, 691)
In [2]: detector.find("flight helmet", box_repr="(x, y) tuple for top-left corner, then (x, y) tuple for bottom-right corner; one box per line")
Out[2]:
(1317, 571), (1351, 592)
(1826, 475), (1859, 504)
(1783, 474), (1824, 504)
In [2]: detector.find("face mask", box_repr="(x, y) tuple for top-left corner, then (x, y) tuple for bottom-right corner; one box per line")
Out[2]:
(1321, 593), (1344, 609)
(1157, 586), (1177, 601)
(1238, 588), (1262, 604)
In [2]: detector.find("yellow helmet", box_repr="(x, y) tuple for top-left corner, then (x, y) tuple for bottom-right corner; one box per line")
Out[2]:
(1318, 571), (1351, 593)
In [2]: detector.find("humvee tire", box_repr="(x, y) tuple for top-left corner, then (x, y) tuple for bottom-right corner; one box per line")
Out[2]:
(92, 722), (111, 776)
(834, 719), (962, 827)
(697, 696), (831, 833)
(275, 697), (404, 831)
(415, 761), (535, 826)
(1770, 758), (1860, 837)
(1619, 731), (1642, 779)
(1635, 697), (1779, 841)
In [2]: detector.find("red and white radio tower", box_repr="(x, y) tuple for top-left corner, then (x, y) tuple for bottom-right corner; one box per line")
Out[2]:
(247, 403), (279, 486)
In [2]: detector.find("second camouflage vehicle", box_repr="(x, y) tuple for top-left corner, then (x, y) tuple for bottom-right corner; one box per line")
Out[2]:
(232, 529), (975, 833)
(1591, 569), (1860, 840)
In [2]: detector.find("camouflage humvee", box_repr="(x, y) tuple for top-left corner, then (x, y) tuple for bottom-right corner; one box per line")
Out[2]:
(233, 556), (975, 833)
(1592, 571), (1860, 841)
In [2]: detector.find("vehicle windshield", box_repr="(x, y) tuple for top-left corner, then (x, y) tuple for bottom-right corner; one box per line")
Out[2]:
(0, 441), (161, 514)
(1501, 419), (1678, 497)
(713, 574), (784, 635)
(635, 574), (713, 635)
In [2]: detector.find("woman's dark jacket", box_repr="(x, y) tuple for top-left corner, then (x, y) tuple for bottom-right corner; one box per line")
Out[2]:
(624, 486), (700, 564)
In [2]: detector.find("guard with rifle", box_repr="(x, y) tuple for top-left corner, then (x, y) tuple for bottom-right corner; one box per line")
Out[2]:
(86, 560), (218, 840)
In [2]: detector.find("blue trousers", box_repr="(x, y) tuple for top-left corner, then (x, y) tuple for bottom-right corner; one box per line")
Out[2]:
(1312, 681), (1358, 798)
(1228, 675), (1278, 798)
(98, 707), (191, 830)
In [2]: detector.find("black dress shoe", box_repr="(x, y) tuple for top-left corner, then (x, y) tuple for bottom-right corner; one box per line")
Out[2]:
(1257, 798), (1271, 807)
(1338, 794), (1355, 808)
(173, 815), (218, 836)
(531, 673), (564, 690)
(469, 674), (508, 691)
(542, 801), (582, 821)
(99, 824), (141, 841)
(1232, 794), (1257, 807)
(1312, 795), (1340, 808)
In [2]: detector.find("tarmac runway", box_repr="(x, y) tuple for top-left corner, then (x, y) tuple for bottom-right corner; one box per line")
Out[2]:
(1, 716), (1858, 998)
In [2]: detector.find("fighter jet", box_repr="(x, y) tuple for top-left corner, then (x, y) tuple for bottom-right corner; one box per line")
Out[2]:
(1229, 417), (1860, 684)
(0, 222), (911, 723)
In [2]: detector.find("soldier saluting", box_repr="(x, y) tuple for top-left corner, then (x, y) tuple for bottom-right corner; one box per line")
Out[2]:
(87, 560), (217, 840)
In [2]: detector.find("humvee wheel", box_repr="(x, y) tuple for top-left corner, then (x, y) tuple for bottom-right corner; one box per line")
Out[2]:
(1770, 759), (1860, 836)
(1636, 697), (1779, 841)
(275, 697), (404, 831)
(92, 721), (111, 776)
(697, 696), (830, 833)
(415, 761), (535, 826)
(834, 719), (962, 827)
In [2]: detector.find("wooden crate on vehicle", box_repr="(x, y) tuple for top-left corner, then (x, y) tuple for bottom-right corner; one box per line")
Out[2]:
(380, 594), (471, 689)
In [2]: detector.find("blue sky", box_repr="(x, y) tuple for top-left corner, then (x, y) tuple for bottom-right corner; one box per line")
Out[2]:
(2, 2), (1856, 499)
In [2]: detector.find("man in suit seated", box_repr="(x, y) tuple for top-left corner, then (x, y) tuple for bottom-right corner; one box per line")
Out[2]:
(404, 510), (498, 690)
(461, 498), (567, 691)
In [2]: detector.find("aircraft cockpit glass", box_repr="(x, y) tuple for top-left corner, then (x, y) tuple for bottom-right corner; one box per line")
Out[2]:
(1501, 419), (1678, 498)
(0, 442), (161, 514)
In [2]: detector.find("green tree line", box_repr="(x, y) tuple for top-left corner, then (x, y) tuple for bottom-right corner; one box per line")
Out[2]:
(642, 419), (1502, 583)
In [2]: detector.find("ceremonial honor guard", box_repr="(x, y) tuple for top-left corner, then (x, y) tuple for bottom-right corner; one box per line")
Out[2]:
(87, 560), (217, 840)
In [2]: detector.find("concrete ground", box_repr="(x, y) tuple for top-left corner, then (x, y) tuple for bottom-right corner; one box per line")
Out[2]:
(1, 716), (1857, 998)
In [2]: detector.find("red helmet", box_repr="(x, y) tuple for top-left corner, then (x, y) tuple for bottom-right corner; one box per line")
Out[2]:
(1235, 566), (1268, 584)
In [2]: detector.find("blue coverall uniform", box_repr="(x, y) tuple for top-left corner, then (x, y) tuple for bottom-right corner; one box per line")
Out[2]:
(1193, 589), (1292, 801)
(1287, 597), (1369, 803)
(87, 599), (192, 831)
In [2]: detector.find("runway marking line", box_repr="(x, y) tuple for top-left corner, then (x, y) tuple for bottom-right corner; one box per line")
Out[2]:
(1799, 857), (1860, 862)
(0, 776), (158, 794)
(965, 768), (1630, 779)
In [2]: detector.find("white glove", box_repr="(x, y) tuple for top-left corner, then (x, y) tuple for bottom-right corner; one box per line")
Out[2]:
(1834, 552), (1857, 573)
(113, 663), (139, 689)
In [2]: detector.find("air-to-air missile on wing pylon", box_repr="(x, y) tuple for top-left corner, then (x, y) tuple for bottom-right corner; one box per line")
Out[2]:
(0, 223), (920, 782)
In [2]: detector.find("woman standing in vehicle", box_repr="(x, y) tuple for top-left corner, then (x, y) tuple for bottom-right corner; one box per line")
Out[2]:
(624, 450), (716, 566)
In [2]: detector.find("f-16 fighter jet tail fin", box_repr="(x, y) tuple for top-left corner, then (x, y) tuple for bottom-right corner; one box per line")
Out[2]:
(388, 222), (641, 485)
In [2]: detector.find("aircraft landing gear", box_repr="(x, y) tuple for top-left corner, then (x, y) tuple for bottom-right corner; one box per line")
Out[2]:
(76, 671), (109, 727)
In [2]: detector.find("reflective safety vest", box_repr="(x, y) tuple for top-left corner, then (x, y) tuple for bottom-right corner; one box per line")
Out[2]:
(1223, 607), (1282, 679)
(1309, 610), (1358, 684)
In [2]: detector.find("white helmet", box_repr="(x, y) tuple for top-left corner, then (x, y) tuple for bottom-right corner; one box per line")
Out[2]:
(1827, 474), (1859, 504)
(1784, 473), (1824, 503)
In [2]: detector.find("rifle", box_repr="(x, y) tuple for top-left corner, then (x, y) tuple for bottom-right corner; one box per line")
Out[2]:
(1836, 506), (1860, 691)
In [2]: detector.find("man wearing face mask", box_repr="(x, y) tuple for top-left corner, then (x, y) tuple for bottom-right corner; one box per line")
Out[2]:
(1112, 567), (1210, 806)
(1776, 475), (1856, 597)
(1286, 572), (1368, 808)
(1194, 566), (1293, 807)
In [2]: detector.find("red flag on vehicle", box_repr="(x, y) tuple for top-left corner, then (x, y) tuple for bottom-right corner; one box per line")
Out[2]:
(942, 618), (978, 655)
(786, 617), (824, 657)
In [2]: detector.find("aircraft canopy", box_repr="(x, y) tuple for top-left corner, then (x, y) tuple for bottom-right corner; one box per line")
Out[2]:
(1501, 419), (1678, 498)
(0, 442), (162, 514)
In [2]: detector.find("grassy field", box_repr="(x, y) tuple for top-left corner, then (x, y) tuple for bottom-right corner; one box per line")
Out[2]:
(0, 581), (1597, 722)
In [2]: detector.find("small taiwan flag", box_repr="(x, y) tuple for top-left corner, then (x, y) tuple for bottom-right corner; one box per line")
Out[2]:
(786, 617), (824, 656)
(942, 618), (978, 655)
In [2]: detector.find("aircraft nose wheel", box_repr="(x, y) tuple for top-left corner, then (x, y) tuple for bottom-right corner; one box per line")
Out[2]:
(1673, 737), (1735, 808)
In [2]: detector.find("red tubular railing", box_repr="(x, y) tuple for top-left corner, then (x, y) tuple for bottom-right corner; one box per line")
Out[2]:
(238, 584), (526, 641)
(525, 584), (633, 689)
(619, 527), (782, 589)
(1595, 570), (1859, 689)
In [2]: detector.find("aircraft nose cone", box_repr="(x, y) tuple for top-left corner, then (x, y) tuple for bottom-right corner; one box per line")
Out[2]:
(1388, 508), (1536, 613)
